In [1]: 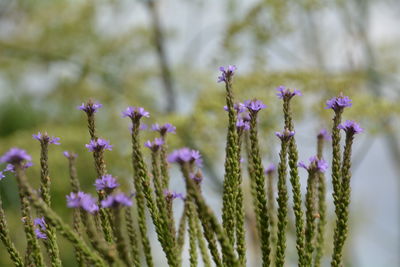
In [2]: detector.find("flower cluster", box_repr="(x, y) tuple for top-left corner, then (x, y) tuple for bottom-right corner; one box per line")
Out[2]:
(144, 138), (165, 151)
(152, 123), (176, 135)
(63, 151), (78, 159)
(217, 65), (237, 83)
(298, 156), (329, 173)
(338, 120), (363, 135)
(66, 192), (99, 213)
(34, 217), (47, 240)
(236, 119), (250, 131)
(77, 101), (102, 114)
(94, 174), (119, 191)
(275, 129), (295, 141)
(85, 139), (112, 152)
(276, 85), (302, 100)
(244, 99), (267, 113)
(265, 163), (276, 175)
(0, 148), (32, 165)
(318, 128), (331, 141)
(163, 190), (185, 201)
(223, 102), (246, 114)
(122, 106), (150, 120)
(32, 132), (61, 145)
(101, 193), (132, 208)
(168, 148), (203, 167)
(325, 94), (352, 111)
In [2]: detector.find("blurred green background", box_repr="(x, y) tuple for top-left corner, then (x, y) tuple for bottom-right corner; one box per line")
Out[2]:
(0, 0), (399, 266)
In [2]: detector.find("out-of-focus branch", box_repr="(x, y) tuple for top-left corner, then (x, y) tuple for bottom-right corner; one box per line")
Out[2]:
(145, 0), (176, 113)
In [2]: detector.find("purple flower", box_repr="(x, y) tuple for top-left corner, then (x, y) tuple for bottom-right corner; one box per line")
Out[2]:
(298, 156), (328, 173)
(144, 138), (165, 151)
(101, 193), (132, 208)
(338, 120), (363, 135)
(190, 172), (203, 183)
(66, 192), (99, 213)
(325, 94), (352, 111)
(34, 217), (47, 239)
(163, 190), (185, 201)
(236, 119), (250, 131)
(265, 163), (276, 175)
(276, 85), (302, 99)
(32, 132), (61, 145)
(122, 107), (150, 120)
(275, 129), (295, 141)
(317, 129), (331, 141)
(244, 99), (267, 113)
(217, 65), (237, 83)
(152, 123), (176, 135)
(0, 148), (32, 165)
(168, 148), (203, 167)
(85, 139), (112, 152)
(63, 151), (78, 159)
(94, 174), (119, 191)
(223, 102), (246, 114)
(77, 101), (102, 114)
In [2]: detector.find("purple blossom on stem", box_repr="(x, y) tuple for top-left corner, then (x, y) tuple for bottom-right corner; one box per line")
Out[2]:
(298, 156), (328, 173)
(190, 172), (203, 183)
(265, 163), (276, 175)
(101, 193), (133, 208)
(66, 192), (99, 213)
(63, 151), (78, 159)
(94, 174), (119, 191)
(122, 106), (150, 120)
(32, 132), (61, 145)
(0, 162), (33, 179)
(276, 85), (302, 99)
(144, 138), (165, 151)
(152, 123), (176, 135)
(236, 119), (250, 131)
(77, 101), (102, 114)
(85, 139), (112, 152)
(224, 102), (246, 114)
(163, 189), (185, 201)
(338, 120), (363, 135)
(318, 128), (332, 141)
(325, 93), (352, 111)
(34, 217), (47, 239)
(0, 148), (32, 165)
(217, 65), (237, 83)
(275, 129), (295, 141)
(244, 99), (267, 113)
(168, 148), (203, 167)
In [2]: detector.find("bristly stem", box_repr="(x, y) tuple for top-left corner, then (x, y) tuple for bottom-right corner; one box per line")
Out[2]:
(38, 135), (62, 267)
(266, 168), (277, 259)
(221, 66), (240, 259)
(315, 134), (327, 267)
(176, 201), (188, 255)
(14, 165), (106, 267)
(125, 207), (141, 267)
(187, 201), (198, 267)
(111, 207), (133, 266)
(304, 171), (318, 265)
(283, 99), (306, 266)
(275, 138), (289, 267)
(248, 111), (271, 267)
(0, 192), (24, 267)
(160, 134), (171, 189)
(331, 131), (355, 267)
(195, 209), (212, 267)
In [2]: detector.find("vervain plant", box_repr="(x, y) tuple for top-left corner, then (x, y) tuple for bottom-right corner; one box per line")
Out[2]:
(0, 66), (362, 267)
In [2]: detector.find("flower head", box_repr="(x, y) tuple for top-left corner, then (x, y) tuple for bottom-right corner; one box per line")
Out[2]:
(0, 162), (33, 180)
(63, 151), (78, 159)
(276, 85), (302, 100)
(275, 129), (295, 141)
(265, 163), (276, 175)
(122, 106), (150, 120)
(34, 217), (47, 239)
(298, 156), (328, 173)
(152, 123), (176, 135)
(85, 139), (112, 152)
(101, 193), (132, 208)
(163, 190), (185, 201)
(78, 101), (102, 114)
(338, 120), (363, 135)
(217, 65), (237, 83)
(0, 148), (32, 165)
(144, 138), (165, 151)
(223, 102), (246, 114)
(325, 93), (352, 111)
(236, 119), (250, 131)
(94, 174), (119, 191)
(317, 128), (331, 141)
(66, 192), (99, 213)
(168, 148), (203, 167)
(32, 132), (61, 145)
(244, 99), (267, 113)
(190, 171), (204, 183)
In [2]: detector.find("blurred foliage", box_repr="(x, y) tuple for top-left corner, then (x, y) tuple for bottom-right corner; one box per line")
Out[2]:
(0, 0), (399, 266)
